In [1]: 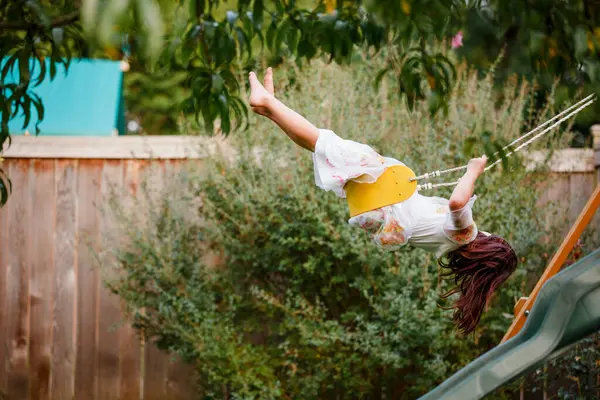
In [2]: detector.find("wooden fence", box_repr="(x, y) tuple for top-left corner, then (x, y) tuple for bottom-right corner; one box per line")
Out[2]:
(0, 131), (599, 400)
(0, 136), (227, 400)
(535, 149), (599, 227)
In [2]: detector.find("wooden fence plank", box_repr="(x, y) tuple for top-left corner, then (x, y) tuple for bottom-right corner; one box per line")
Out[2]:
(119, 324), (142, 400)
(539, 174), (571, 234)
(0, 162), (9, 396)
(29, 160), (56, 400)
(96, 160), (123, 400)
(570, 173), (600, 250)
(569, 173), (594, 223)
(74, 160), (103, 400)
(119, 160), (143, 400)
(162, 160), (198, 400)
(143, 345), (168, 400)
(131, 160), (170, 400)
(50, 160), (78, 400)
(166, 357), (197, 400)
(5, 159), (32, 399)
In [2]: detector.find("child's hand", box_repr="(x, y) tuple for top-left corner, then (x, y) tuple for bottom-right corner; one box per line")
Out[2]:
(249, 67), (275, 116)
(467, 155), (487, 176)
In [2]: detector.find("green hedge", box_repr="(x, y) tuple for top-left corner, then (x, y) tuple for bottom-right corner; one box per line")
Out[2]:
(103, 59), (580, 399)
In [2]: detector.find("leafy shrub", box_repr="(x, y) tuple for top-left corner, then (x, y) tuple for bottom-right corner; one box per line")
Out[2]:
(103, 57), (585, 399)
(123, 71), (191, 135)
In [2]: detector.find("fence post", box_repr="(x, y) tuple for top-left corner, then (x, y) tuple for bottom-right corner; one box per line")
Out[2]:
(593, 124), (600, 183)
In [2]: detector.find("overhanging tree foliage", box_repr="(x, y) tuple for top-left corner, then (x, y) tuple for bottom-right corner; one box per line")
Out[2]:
(0, 0), (599, 206)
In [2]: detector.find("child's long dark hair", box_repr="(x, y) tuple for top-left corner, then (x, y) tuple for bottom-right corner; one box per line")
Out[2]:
(438, 232), (518, 335)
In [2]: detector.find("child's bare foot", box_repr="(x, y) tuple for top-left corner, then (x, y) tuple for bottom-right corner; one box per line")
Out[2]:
(249, 67), (275, 116)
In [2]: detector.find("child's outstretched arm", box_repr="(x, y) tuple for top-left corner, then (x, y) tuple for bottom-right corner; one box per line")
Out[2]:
(249, 68), (319, 152)
(449, 156), (487, 211)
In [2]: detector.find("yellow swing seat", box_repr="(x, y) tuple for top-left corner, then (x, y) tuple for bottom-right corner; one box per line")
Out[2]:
(344, 165), (418, 218)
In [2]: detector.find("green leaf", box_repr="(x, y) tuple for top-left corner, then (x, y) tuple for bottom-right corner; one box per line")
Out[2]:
(26, 0), (51, 26)
(217, 94), (231, 133)
(286, 28), (300, 55)
(243, 11), (254, 36)
(33, 54), (46, 87)
(203, 21), (218, 42)
(266, 19), (278, 50)
(221, 69), (240, 92)
(0, 166), (11, 191)
(274, 0), (285, 14)
(18, 50), (31, 85)
(481, 131), (495, 159)
(192, 72), (210, 90)
(49, 58), (57, 80)
(99, 0), (131, 47)
(31, 93), (44, 134)
(253, 0), (264, 28)
(82, 0), (99, 32)
(200, 102), (213, 133)
(21, 95), (32, 130)
(136, 0), (165, 61)
(229, 96), (242, 123)
(374, 67), (389, 90)
(179, 42), (193, 66)
(190, 0), (205, 19)
(434, 54), (456, 81)
(415, 14), (433, 34)
(404, 87), (415, 111)
(583, 60), (599, 83)
(214, 34), (235, 66)
(427, 91), (441, 115)
(297, 38), (316, 60)
(236, 0), (251, 14)
(230, 96), (249, 130)
(528, 31), (545, 55)
(8, 90), (22, 119)
(235, 26), (252, 61)
(494, 141), (510, 170)
(274, 19), (290, 54)
(574, 26), (588, 60)
(2, 54), (18, 83)
(0, 175), (9, 208)
(211, 74), (224, 94)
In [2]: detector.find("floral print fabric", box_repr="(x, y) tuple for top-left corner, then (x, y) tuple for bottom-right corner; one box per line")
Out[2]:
(313, 129), (405, 198)
(349, 206), (410, 250)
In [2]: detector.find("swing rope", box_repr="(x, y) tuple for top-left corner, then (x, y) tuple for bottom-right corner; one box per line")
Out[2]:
(413, 94), (597, 192)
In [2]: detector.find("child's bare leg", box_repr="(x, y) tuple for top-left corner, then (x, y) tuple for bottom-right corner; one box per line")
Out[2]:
(249, 68), (319, 152)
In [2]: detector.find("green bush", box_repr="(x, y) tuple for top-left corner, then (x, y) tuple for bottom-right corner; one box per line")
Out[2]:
(103, 57), (581, 399)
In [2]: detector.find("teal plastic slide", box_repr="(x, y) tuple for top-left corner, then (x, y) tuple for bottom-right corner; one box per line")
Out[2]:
(419, 247), (600, 400)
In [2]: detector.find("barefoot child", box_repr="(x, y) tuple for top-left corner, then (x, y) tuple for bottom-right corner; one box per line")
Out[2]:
(248, 68), (518, 335)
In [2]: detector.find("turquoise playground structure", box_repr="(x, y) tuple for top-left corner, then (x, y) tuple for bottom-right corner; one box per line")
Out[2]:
(4, 57), (125, 137)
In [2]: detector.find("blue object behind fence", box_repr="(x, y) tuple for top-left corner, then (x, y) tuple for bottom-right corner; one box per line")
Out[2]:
(5, 58), (125, 136)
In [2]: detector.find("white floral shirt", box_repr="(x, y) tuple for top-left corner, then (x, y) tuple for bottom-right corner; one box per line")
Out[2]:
(313, 129), (478, 257)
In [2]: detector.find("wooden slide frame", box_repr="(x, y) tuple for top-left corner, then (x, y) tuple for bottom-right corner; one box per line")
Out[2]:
(501, 184), (600, 343)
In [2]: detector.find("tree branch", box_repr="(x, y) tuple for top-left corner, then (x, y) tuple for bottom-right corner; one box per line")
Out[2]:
(0, 10), (79, 30)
